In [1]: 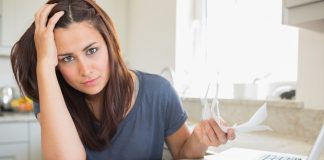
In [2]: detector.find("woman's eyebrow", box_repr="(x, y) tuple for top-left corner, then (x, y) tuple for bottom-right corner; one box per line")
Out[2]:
(58, 53), (73, 57)
(82, 42), (97, 52)
(57, 42), (98, 56)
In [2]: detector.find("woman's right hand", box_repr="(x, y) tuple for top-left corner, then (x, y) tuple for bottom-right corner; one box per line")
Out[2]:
(191, 118), (235, 148)
(34, 3), (64, 69)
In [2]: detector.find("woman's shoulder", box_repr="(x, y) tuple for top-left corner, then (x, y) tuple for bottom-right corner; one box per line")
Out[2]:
(135, 70), (170, 85)
(134, 70), (173, 92)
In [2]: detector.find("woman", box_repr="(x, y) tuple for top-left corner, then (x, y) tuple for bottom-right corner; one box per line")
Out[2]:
(11, 0), (235, 159)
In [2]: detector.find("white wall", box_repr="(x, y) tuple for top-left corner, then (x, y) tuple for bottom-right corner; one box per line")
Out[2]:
(126, 0), (177, 74)
(1, 0), (44, 47)
(296, 29), (324, 110)
(96, 0), (128, 57)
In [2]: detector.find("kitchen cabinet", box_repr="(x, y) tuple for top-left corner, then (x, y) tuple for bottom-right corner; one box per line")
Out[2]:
(0, 144), (28, 160)
(0, 123), (28, 160)
(282, 0), (324, 33)
(0, 117), (42, 160)
(29, 122), (42, 160)
(0, 0), (44, 56)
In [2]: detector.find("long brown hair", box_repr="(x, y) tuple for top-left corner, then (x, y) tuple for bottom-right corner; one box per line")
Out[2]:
(10, 0), (134, 150)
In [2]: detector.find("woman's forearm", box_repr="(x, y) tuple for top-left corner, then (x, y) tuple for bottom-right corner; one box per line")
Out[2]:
(179, 131), (208, 159)
(37, 65), (86, 160)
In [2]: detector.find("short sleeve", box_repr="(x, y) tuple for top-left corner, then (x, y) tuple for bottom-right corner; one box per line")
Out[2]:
(164, 82), (188, 137)
(33, 102), (40, 118)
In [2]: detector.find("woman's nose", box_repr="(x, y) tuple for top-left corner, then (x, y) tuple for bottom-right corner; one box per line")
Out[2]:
(78, 58), (92, 77)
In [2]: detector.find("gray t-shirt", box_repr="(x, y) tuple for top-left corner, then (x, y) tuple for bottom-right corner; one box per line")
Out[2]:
(33, 70), (188, 159)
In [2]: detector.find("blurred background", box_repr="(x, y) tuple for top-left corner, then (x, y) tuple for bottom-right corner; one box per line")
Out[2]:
(0, 0), (323, 159)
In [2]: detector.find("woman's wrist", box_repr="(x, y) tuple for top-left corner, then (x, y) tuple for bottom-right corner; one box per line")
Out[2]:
(180, 131), (208, 158)
(36, 61), (57, 73)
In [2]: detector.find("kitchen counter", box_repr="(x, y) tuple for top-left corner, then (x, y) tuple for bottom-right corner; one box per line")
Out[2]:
(182, 98), (324, 143)
(0, 112), (37, 123)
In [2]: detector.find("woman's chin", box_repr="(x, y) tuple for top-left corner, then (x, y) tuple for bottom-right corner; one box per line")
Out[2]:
(81, 87), (104, 96)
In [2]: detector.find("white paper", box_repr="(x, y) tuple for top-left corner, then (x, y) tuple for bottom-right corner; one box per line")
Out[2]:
(200, 80), (271, 133)
(201, 83), (212, 120)
(213, 103), (272, 133)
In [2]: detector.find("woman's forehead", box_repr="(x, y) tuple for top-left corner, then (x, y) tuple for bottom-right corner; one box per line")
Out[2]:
(54, 22), (103, 53)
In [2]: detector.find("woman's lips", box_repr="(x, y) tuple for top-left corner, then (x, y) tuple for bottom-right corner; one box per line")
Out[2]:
(82, 77), (99, 86)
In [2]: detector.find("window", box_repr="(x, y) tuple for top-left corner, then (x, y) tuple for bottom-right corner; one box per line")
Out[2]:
(175, 0), (298, 99)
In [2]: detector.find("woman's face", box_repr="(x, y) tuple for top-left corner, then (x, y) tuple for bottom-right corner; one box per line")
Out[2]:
(54, 21), (109, 96)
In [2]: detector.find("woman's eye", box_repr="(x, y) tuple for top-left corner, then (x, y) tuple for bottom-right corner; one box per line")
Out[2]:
(61, 56), (75, 62)
(87, 48), (98, 55)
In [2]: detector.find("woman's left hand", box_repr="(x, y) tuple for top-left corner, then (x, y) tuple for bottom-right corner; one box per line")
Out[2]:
(192, 118), (235, 147)
(34, 3), (64, 69)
